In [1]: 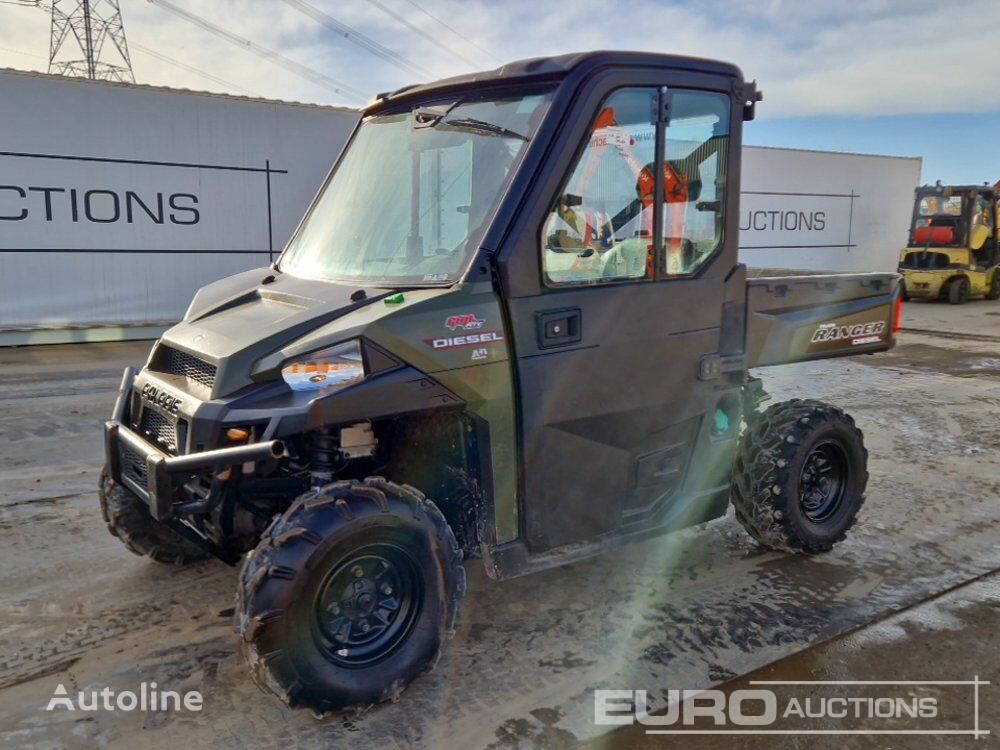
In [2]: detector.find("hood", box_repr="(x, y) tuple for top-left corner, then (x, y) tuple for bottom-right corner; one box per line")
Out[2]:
(158, 267), (394, 397)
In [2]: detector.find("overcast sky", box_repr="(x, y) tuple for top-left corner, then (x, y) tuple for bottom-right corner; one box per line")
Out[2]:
(1, 0), (998, 182)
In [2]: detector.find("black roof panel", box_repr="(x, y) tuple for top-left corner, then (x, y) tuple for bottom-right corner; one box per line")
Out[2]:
(917, 184), (997, 195)
(367, 50), (744, 113)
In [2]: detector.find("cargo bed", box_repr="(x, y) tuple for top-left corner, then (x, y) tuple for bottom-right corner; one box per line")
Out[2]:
(745, 272), (900, 368)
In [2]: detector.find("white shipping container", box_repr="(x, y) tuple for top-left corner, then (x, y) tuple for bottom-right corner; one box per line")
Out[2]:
(0, 71), (921, 344)
(740, 146), (921, 272)
(0, 69), (359, 343)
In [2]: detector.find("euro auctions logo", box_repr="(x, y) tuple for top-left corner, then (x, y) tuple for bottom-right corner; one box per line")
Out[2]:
(596, 688), (781, 727)
(595, 678), (990, 738)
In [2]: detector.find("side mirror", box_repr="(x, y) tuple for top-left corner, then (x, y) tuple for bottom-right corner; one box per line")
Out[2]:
(560, 193), (583, 208)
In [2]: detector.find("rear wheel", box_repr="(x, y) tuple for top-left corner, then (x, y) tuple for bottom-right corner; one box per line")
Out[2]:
(948, 276), (970, 304)
(900, 282), (910, 302)
(236, 477), (465, 714)
(988, 270), (1000, 300)
(98, 470), (208, 564)
(731, 399), (868, 553)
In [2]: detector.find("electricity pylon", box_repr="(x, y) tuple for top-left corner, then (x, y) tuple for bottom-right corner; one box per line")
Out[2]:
(48, 0), (135, 82)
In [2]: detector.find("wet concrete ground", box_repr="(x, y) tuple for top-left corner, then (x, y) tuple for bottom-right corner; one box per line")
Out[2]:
(0, 300), (998, 749)
(586, 571), (1000, 749)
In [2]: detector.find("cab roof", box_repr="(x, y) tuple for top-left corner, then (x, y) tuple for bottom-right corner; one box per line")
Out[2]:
(367, 50), (746, 114)
(917, 184), (998, 197)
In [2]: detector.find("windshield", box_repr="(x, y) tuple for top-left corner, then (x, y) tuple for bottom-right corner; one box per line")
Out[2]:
(915, 194), (963, 222)
(910, 191), (968, 247)
(279, 90), (552, 285)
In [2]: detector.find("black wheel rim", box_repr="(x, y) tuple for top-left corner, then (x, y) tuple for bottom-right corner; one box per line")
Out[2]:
(799, 440), (848, 522)
(314, 543), (423, 667)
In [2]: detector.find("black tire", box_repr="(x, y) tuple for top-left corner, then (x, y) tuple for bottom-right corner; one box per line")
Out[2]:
(988, 271), (1000, 300)
(900, 282), (910, 302)
(948, 276), (970, 304)
(98, 470), (209, 564)
(731, 399), (868, 554)
(236, 477), (465, 714)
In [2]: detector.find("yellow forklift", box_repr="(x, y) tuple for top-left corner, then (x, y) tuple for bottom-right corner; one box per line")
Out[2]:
(898, 182), (1000, 303)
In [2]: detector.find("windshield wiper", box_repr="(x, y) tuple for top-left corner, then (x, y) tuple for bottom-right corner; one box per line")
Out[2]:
(413, 101), (461, 128)
(439, 117), (529, 141)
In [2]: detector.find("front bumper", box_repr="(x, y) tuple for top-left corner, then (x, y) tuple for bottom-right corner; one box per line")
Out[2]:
(104, 367), (284, 520)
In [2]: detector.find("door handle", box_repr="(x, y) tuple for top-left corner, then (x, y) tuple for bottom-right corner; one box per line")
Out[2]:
(536, 307), (582, 349)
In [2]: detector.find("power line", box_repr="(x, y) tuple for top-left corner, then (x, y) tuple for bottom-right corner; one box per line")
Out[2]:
(0, 44), (46, 59)
(145, 0), (366, 103)
(364, 0), (480, 70)
(130, 40), (251, 94)
(280, 0), (433, 79)
(397, 0), (501, 65)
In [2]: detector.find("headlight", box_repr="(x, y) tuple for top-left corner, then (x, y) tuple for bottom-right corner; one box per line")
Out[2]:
(280, 340), (365, 392)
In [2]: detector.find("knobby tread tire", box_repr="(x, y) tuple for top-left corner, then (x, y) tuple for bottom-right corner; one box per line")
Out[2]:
(731, 399), (868, 554)
(98, 470), (209, 565)
(236, 477), (465, 714)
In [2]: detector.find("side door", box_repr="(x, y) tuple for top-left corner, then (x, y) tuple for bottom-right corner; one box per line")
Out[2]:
(498, 70), (744, 552)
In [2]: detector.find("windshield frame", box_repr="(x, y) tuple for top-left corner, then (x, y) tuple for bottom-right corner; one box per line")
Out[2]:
(909, 189), (972, 248)
(276, 84), (556, 288)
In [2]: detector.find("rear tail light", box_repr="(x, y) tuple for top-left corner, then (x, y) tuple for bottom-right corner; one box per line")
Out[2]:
(892, 292), (904, 333)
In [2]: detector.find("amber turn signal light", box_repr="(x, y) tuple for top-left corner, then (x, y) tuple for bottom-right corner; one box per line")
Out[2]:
(226, 427), (250, 442)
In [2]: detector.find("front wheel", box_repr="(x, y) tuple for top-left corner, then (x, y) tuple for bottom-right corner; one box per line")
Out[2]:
(98, 470), (208, 564)
(731, 399), (868, 554)
(236, 477), (465, 714)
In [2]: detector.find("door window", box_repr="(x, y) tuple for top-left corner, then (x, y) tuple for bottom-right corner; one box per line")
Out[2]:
(542, 88), (658, 286)
(541, 87), (731, 286)
(659, 90), (730, 275)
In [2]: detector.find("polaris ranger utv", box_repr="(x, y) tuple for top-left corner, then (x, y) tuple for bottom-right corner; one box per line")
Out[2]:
(100, 51), (901, 713)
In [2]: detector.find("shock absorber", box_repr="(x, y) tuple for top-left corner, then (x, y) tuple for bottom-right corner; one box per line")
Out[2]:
(307, 427), (341, 485)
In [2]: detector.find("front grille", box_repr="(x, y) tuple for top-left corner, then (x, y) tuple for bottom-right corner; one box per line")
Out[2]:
(119, 443), (148, 486)
(139, 408), (178, 453)
(151, 345), (216, 390)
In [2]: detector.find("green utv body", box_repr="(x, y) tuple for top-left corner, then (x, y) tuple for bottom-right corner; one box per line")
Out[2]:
(101, 51), (901, 712)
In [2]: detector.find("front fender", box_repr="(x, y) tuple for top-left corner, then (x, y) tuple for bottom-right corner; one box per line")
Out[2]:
(223, 366), (465, 439)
